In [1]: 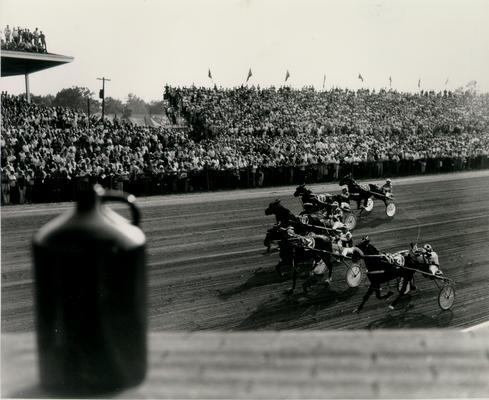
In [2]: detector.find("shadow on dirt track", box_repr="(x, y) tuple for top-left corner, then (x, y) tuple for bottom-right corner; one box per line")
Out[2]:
(233, 287), (359, 330)
(365, 297), (454, 329)
(217, 267), (286, 300)
(356, 215), (395, 230)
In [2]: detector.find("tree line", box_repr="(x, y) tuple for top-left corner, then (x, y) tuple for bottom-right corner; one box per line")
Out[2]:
(28, 86), (165, 117)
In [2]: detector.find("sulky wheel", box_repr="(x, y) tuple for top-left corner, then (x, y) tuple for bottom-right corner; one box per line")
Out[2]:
(345, 263), (362, 287)
(364, 197), (374, 213)
(438, 284), (455, 310)
(343, 213), (357, 231)
(385, 201), (396, 217)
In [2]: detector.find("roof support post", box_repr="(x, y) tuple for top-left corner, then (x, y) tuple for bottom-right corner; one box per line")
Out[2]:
(25, 73), (31, 103)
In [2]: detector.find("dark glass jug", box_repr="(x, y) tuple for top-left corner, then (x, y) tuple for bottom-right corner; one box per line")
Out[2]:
(32, 185), (147, 394)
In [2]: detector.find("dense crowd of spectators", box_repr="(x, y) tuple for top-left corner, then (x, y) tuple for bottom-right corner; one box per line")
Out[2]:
(1, 25), (47, 53)
(2, 86), (489, 204)
(1, 93), (196, 204)
(166, 85), (489, 166)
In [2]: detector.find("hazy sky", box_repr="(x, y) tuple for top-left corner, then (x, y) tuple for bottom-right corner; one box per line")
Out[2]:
(1, 0), (488, 101)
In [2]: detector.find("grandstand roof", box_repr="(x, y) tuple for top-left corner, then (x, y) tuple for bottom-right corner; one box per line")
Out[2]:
(1, 50), (74, 77)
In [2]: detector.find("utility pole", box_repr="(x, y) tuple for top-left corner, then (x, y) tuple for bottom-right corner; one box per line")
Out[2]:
(87, 97), (90, 129)
(97, 77), (111, 120)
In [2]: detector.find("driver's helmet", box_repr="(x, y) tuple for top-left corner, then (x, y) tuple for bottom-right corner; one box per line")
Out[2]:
(341, 186), (349, 194)
(341, 202), (351, 211)
(386, 178), (392, 184)
(424, 244), (433, 254)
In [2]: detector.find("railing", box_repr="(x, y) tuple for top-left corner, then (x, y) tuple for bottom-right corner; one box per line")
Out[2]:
(1, 155), (488, 205)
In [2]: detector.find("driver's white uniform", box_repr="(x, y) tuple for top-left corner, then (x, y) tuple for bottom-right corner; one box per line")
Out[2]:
(331, 222), (353, 257)
(410, 247), (441, 275)
(425, 251), (440, 275)
(311, 227), (352, 276)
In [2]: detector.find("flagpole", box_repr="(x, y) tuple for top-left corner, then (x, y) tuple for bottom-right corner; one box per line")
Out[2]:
(207, 68), (215, 88)
(244, 68), (253, 86)
(284, 70), (291, 88)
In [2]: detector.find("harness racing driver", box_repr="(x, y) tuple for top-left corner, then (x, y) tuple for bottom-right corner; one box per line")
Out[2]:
(338, 186), (350, 204)
(409, 243), (442, 276)
(382, 178), (393, 194)
(332, 222), (353, 256)
(423, 244), (442, 276)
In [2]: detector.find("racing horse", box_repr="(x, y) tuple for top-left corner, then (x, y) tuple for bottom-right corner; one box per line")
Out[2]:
(351, 236), (416, 312)
(293, 184), (340, 214)
(294, 184), (357, 230)
(265, 199), (335, 234)
(264, 225), (335, 294)
(339, 174), (393, 212)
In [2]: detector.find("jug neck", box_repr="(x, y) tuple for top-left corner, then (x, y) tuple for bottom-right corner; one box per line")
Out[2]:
(76, 185), (104, 212)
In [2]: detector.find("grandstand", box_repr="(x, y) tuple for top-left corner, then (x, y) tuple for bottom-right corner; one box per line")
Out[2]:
(1, 49), (73, 102)
(2, 87), (489, 205)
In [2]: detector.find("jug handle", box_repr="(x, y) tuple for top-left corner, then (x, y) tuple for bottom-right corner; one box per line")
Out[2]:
(100, 190), (141, 226)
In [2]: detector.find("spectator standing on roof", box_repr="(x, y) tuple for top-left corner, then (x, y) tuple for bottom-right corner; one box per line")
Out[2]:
(12, 26), (18, 45)
(21, 28), (28, 44)
(4, 25), (11, 43)
(40, 31), (46, 52)
(33, 28), (40, 48)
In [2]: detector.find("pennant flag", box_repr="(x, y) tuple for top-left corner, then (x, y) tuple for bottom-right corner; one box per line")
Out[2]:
(323, 74), (326, 89)
(285, 70), (290, 82)
(358, 73), (364, 82)
(389, 76), (392, 87)
(208, 68), (212, 79)
(418, 78), (421, 88)
(246, 68), (253, 82)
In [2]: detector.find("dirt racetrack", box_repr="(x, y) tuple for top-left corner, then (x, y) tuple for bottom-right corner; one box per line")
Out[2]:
(2, 171), (489, 332)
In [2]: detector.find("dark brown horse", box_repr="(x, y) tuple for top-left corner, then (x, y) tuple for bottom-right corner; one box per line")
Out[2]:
(265, 199), (334, 234)
(351, 237), (415, 312)
(264, 225), (335, 294)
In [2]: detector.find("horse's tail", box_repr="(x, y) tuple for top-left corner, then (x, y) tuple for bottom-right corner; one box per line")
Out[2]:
(350, 247), (365, 262)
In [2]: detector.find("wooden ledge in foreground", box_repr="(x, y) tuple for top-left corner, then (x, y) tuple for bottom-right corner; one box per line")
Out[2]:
(2, 330), (489, 399)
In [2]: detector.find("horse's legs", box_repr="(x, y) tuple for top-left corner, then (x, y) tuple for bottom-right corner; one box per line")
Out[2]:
(326, 261), (333, 283)
(410, 275), (417, 291)
(354, 286), (375, 312)
(376, 289), (394, 299)
(390, 278), (409, 309)
(265, 241), (271, 253)
(286, 266), (297, 294)
(285, 254), (297, 294)
(275, 261), (283, 278)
